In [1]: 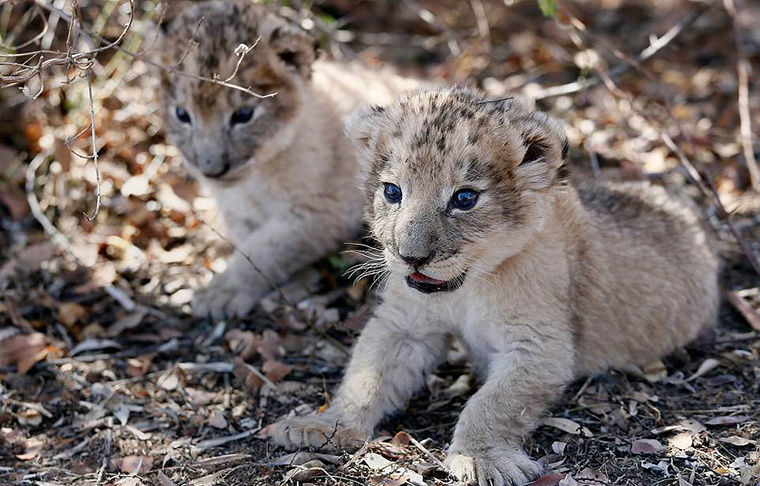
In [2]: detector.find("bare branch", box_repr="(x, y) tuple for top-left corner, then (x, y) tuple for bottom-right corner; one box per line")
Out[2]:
(83, 72), (101, 221)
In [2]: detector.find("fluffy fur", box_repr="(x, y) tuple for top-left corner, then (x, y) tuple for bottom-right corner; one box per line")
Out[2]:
(157, 1), (417, 317)
(268, 88), (721, 486)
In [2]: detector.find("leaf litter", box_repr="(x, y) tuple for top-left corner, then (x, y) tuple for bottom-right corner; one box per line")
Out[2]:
(1, 1), (759, 486)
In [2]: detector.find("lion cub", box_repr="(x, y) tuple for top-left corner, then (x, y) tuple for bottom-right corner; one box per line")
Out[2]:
(158, 1), (417, 318)
(268, 88), (720, 485)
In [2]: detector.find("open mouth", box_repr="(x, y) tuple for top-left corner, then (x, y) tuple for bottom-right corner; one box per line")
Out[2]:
(405, 272), (465, 293)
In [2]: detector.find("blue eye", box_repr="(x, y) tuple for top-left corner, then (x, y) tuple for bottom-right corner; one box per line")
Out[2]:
(451, 189), (479, 210)
(231, 106), (254, 125)
(383, 183), (402, 203)
(175, 106), (191, 124)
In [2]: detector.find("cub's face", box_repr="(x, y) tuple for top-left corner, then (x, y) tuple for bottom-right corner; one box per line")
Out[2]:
(158, 1), (316, 181)
(347, 89), (568, 294)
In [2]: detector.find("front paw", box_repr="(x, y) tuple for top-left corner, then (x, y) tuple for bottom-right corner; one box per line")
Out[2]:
(193, 271), (265, 319)
(444, 445), (543, 486)
(266, 415), (369, 452)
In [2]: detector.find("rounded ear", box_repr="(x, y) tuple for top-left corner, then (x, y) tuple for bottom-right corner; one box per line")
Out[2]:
(345, 104), (388, 177)
(513, 112), (569, 189)
(267, 25), (318, 78)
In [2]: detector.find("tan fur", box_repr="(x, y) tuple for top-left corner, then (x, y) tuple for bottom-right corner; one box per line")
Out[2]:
(268, 88), (720, 486)
(157, 1), (418, 317)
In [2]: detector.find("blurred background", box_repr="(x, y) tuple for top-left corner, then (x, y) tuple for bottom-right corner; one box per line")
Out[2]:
(0, 1), (759, 485)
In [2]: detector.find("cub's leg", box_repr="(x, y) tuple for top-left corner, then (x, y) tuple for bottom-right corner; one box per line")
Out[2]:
(194, 216), (348, 319)
(269, 310), (448, 450)
(445, 325), (575, 486)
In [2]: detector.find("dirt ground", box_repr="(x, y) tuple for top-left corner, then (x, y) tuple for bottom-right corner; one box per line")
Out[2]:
(1, 1), (759, 485)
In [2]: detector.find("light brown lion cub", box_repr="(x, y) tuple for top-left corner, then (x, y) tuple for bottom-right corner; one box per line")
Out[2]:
(268, 88), (720, 485)
(158, 1), (416, 318)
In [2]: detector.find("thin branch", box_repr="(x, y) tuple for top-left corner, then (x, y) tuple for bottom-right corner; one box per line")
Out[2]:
(224, 37), (260, 83)
(83, 72), (101, 221)
(531, 2), (711, 101)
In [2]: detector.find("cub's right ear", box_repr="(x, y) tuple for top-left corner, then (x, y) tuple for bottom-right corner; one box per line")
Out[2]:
(345, 104), (388, 178)
(345, 105), (387, 150)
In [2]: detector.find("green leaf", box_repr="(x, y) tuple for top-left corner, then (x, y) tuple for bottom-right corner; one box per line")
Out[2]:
(538, 0), (558, 17)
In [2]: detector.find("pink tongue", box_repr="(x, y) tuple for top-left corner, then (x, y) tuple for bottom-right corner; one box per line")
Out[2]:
(409, 272), (445, 285)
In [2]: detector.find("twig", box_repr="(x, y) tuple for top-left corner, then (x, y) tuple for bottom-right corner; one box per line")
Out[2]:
(193, 427), (261, 450)
(224, 37), (260, 83)
(724, 0), (759, 191)
(531, 3), (711, 101)
(83, 72), (101, 220)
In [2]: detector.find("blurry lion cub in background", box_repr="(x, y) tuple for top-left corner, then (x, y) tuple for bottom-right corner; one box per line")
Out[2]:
(157, 0), (418, 318)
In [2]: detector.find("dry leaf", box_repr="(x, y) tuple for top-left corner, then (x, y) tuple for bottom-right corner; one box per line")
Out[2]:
(533, 474), (566, 486)
(120, 455), (153, 474)
(16, 436), (44, 460)
(686, 358), (721, 382)
(57, 302), (88, 328)
(719, 436), (756, 447)
(186, 388), (220, 406)
(390, 431), (411, 446)
(232, 358), (264, 392)
(669, 432), (694, 450)
(705, 415), (749, 426)
(257, 329), (281, 361)
(262, 360), (291, 383)
(224, 329), (257, 360)
(207, 411), (227, 429)
(575, 468), (609, 485)
(631, 438), (666, 455)
(541, 417), (593, 437)
(0, 332), (48, 374)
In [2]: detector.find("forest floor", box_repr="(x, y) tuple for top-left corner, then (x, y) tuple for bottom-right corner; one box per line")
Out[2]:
(1, 1), (759, 485)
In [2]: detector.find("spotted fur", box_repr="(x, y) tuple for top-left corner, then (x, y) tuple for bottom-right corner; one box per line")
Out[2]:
(270, 88), (721, 486)
(156, 1), (419, 318)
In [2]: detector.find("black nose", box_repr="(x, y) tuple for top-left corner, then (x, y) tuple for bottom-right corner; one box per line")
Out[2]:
(400, 251), (436, 268)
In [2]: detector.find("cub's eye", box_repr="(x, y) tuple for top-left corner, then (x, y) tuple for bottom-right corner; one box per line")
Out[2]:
(451, 189), (480, 211)
(383, 183), (402, 204)
(231, 106), (254, 125)
(175, 106), (191, 124)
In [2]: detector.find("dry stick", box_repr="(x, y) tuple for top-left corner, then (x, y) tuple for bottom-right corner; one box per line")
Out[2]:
(84, 71), (101, 220)
(531, 2), (711, 101)
(725, 0), (759, 192)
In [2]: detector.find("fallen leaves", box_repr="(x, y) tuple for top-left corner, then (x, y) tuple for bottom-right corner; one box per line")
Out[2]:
(16, 436), (44, 460)
(57, 302), (88, 328)
(541, 417), (594, 438)
(631, 438), (666, 455)
(120, 455), (153, 474)
(0, 332), (50, 373)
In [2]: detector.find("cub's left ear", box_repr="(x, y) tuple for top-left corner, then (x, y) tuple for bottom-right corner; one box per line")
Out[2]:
(514, 112), (569, 189)
(345, 104), (388, 177)
(268, 25), (318, 78)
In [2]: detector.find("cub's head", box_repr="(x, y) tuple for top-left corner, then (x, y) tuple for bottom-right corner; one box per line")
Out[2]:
(157, 1), (317, 180)
(347, 88), (569, 295)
